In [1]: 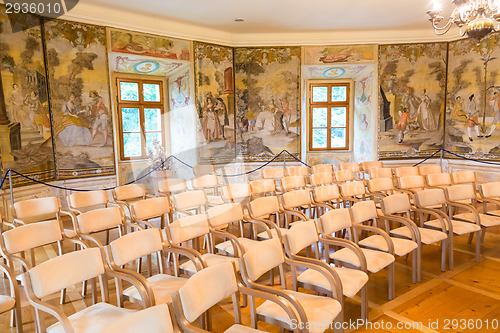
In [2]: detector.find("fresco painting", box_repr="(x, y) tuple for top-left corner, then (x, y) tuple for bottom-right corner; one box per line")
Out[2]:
(235, 47), (301, 161)
(378, 43), (447, 159)
(0, 8), (55, 186)
(304, 45), (377, 65)
(44, 19), (115, 178)
(108, 52), (186, 76)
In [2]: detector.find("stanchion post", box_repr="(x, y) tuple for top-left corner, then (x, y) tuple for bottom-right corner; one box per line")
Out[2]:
(440, 148), (444, 169)
(8, 170), (13, 208)
(283, 150), (286, 170)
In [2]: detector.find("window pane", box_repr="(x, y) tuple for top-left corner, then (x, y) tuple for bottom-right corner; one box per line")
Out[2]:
(120, 82), (139, 101)
(145, 108), (161, 131)
(312, 86), (328, 102)
(312, 108), (328, 127)
(331, 107), (347, 127)
(146, 132), (162, 153)
(121, 108), (140, 132)
(331, 86), (347, 102)
(143, 83), (161, 102)
(123, 133), (142, 157)
(312, 129), (327, 149)
(331, 128), (346, 148)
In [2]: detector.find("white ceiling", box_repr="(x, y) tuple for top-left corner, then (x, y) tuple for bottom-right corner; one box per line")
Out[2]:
(86, 0), (455, 35)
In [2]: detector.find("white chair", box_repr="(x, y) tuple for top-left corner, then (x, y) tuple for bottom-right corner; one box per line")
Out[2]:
(0, 262), (23, 333)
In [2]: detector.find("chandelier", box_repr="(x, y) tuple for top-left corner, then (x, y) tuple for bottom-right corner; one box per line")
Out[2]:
(427, 0), (500, 41)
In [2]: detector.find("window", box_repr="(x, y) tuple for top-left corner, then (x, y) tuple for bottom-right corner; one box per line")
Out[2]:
(117, 78), (164, 160)
(309, 82), (350, 151)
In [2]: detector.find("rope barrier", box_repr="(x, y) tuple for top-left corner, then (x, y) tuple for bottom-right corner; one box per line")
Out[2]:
(0, 169), (10, 190)
(222, 151), (285, 177)
(413, 149), (442, 167)
(283, 150), (311, 168)
(442, 149), (500, 166)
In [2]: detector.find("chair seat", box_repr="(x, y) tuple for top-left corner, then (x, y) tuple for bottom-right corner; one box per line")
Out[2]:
(0, 295), (15, 313)
(225, 324), (267, 333)
(179, 253), (239, 274)
(487, 209), (500, 216)
(64, 228), (77, 238)
(453, 212), (500, 227)
(359, 235), (418, 256)
(330, 248), (394, 273)
(215, 237), (259, 256)
(207, 195), (225, 206)
(123, 274), (187, 304)
(257, 228), (289, 240)
(297, 266), (368, 298)
(424, 219), (481, 235)
(47, 302), (135, 333)
(391, 226), (447, 244)
(256, 290), (341, 333)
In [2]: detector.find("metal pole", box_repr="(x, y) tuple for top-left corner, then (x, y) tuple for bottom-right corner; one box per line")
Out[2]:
(8, 170), (13, 208)
(440, 149), (444, 169)
(283, 150), (286, 170)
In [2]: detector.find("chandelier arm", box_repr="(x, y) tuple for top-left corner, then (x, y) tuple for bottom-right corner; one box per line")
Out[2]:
(431, 19), (454, 34)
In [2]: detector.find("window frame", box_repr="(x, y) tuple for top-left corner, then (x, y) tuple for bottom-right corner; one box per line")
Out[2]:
(308, 82), (351, 151)
(116, 77), (165, 161)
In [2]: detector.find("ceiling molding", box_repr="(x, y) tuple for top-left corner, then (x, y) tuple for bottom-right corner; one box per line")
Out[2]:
(60, 2), (460, 47)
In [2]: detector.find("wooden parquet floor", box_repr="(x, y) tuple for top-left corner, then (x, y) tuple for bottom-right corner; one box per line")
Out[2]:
(0, 218), (499, 333)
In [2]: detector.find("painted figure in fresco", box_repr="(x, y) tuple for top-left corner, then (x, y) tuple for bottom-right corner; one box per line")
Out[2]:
(397, 107), (412, 143)
(58, 94), (93, 146)
(89, 90), (109, 147)
(256, 104), (275, 133)
(486, 91), (500, 138)
(215, 97), (229, 140)
(8, 84), (26, 127)
(280, 98), (292, 134)
(246, 109), (256, 131)
(201, 94), (222, 142)
(386, 75), (397, 94)
(401, 88), (419, 119)
(451, 96), (465, 120)
(24, 91), (46, 135)
(466, 94), (482, 142)
(418, 89), (437, 131)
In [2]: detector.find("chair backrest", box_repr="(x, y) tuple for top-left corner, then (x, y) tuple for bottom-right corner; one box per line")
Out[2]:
(12, 197), (61, 222)
(113, 184), (146, 202)
(27, 247), (105, 299)
(248, 196), (280, 218)
(168, 214), (210, 244)
(174, 190), (207, 211)
(381, 193), (411, 214)
(394, 166), (419, 178)
(68, 190), (109, 212)
(310, 172), (334, 186)
(398, 175), (425, 190)
(282, 189), (312, 210)
(312, 164), (334, 174)
(340, 181), (366, 198)
(418, 164), (442, 176)
(77, 206), (123, 234)
(157, 178), (187, 195)
(319, 208), (352, 234)
(280, 175), (306, 191)
(414, 188), (446, 208)
(192, 174), (218, 190)
(207, 203), (244, 228)
(480, 181), (500, 198)
(249, 179), (276, 196)
(339, 163), (360, 173)
(445, 184), (476, 202)
(241, 238), (284, 281)
(286, 166), (309, 177)
(262, 167), (285, 179)
(426, 173), (452, 188)
(1, 220), (62, 255)
(313, 184), (341, 203)
(109, 228), (163, 266)
(452, 170), (476, 185)
(360, 161), (383, 171)
(368, 177), (394, 193)
(131, 196), (171, 221)
(193, 164), (216, 176)
(176, 261), (238, 323)
(221, 183), (252, 203)
(351, 200), (377, 223)
(369, 167), (393, 179)
(284, 220), (319, 255)
(334, 170), (354, 183)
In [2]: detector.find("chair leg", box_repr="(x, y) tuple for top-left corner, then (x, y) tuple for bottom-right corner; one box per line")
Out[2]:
(448, 234), (454, 271)
(475, 230), (481, 263)
(480, 228), (486, 243)
(417, 246), (422, 283)
(388, 263), (395, 301)
(411, 250), (417, 284)
(440, 240), (446, 272)
(360, 286), (368, 320)
(59, 289), (66, 305)
(468, 232), (474, 244)
(249, 295), (257, 329)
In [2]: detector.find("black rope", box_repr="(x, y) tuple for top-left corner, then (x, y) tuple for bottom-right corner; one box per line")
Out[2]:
(283, 150), (311, 168)
(442, 149), (500, 166)
(222, 151), (285, 177)
(413, 149), (442, 167)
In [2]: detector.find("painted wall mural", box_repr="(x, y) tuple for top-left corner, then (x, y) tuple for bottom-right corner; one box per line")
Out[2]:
(378, 42), (447, 159)
(303, 45), (377, 65)
(44, 19), (115, 179)
(235, 47), (301, 161)
(0, 8), (55, 186)
(109, 28), (191, 61)
(445, 34), (500, 160)
(194, 42), (235, 163)
(108, 52), (185, 76)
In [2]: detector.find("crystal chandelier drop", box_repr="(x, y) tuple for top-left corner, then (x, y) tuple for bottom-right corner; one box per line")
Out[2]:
(427, 0), (500, 41)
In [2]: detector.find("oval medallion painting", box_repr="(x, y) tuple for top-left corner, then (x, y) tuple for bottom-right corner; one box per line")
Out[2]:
(323, 67), (346, 78)
(134, 61), (160, 73)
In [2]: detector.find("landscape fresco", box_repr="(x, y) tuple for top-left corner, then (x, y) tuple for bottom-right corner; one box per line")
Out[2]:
(235, 47), (301, 161)
(378, 42), (447, 159)
(0, 8), (55, 186)
(445, 34), (500, 160)
(194, 42), (235, 163)
(44, 19), (115, 178)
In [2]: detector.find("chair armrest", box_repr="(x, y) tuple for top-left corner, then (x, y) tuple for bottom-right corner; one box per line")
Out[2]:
(163, 246), (204, 272)
(249, 217), (282, 239)
(447, 201), (481, 223)
(210, 228), (245, 257)
(381, 214), (420, 242)
(105, 267), (155, 308)
(353, 223), (395, 254)
(414, 207), (453, 231)
(312, 201), (337, 211)
(318, 236), (368, 272)
(0, 262), (20, 301)
(131, 219), (156, 229)
(282, 208), (308, 221)
(174, 210), (194, 217)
